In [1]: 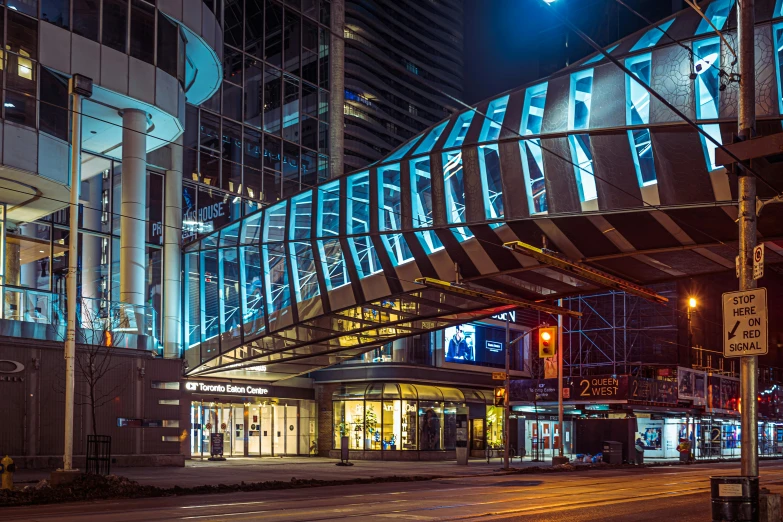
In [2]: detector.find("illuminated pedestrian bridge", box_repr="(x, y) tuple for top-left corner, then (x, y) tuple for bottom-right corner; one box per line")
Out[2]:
(183, 0), (783, 382)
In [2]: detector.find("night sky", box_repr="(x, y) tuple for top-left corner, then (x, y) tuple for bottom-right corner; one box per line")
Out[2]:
(462, 0), (551, 104)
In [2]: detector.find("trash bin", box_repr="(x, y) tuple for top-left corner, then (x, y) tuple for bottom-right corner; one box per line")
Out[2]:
(603, 441), (623, 464)
(710, 476), (759, 521)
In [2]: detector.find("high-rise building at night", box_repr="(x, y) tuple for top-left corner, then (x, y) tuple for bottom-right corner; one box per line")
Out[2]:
(341, 0), (464, 172)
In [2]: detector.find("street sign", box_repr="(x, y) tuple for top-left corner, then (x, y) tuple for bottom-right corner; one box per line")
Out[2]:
(722, 288), (768, 357)
(753, 243), (764, 280)
(492, 372), (507, 380)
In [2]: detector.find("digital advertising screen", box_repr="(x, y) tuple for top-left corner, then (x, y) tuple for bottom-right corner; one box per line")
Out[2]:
(444, 323), (506, 367)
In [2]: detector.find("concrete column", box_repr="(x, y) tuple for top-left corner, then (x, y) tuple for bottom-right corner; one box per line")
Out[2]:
(120, 109), (147, 306)
(163, 135), (183, 359)
(329, 0), (345, 178)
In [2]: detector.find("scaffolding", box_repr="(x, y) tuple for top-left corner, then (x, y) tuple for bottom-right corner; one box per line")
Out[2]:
(561, 284), (679, 377)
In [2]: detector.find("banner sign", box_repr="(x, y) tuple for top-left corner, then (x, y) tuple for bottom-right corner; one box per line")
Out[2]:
(677, 367), (707, 406)
(511, 375), (678, 406)
(706, 374), (740, 414)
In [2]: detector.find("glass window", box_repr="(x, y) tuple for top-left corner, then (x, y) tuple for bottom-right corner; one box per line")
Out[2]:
(224, 0), (244, 48)
(520, 82), (548, 214)
(73, 0), (99, 41)
(419, 401), (443, 450)
(102, 0), (128, 54)
(443, 110), (476, 149)
(316, 180), (348, 289)
(265, 0), (283, 68)
(478, 95), (509, 143)
(289, 191), (320, 303)
(410, 156), (442, 253)
(582, 44), (618, 65)
(184, 252), (201, 360)
(265, 134), (282, 171)
(245, 0), (265, 56)
(8, 0), (38, 18)
(8, 11), (37, 60)
(569, 69), (594, 130)
(241, 244), (265, 339)
(378, 164), (412, 265)
(318, 26), (329, 90)
(7, 53), (37, 96)
(200, 249), (220, 360)
(775, 24), (783, 114)
(4, 91), (36, 128)
(478, 144), (503, 220)
(219, 247), (242, 351)
(264, 65), (282, 135)
(630, 19), (675, 51)
(283, 140), (299, 182)
(381, 400), (401, 450)
(262, 202), (291, 322)
(130, 0), (155, 64)
(626, 53), (657, 186)
(284, 9), (301, 75)
(5, 223), (51, 291)
(283, 74), (300, 143)
(346, 172), (381, 277)
(39, 67), (69, 141)
(157, 13), (179, 78)
(442, 151), (466, 225)
(413, 121), (448, 156)
(42, 0), (70, 29)
(200, 110), (221, 151)
(693, 37), (723, 171)
(222, 81), (243, 122)
(696, 0), (736, 35)
(568, 134), (598, 202)
(302, 81), (318, 118)
(244, 62), (264, 128)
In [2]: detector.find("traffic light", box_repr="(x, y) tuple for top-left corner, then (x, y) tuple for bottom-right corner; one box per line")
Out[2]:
(539, 327), (557, 358)
(494, 387), (505, 406)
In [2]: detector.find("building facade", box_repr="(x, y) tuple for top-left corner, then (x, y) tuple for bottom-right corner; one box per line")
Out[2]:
(4, 0), (783, 466)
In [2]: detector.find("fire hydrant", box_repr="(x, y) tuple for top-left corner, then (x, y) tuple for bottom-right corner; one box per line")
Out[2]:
(1, 455), (15, 490)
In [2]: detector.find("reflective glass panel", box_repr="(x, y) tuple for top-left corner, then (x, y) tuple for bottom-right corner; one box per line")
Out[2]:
(346, 172), (382, 277)
(219, 248), (242, 351)
(413, 120), (448, 156)
(696, 0), (736, 35)
(693, 37), (723, 171)
(442, 151), (466, 224)
(317, 180), (340, 237)
(521, 83), (547, 136)
(263, 242), (291, 319)
(410, 157), (443, 253)
(569, 69), (594, 130)
(478, 95), (509, 143)
(582, 44), (618, 65)
(378, 164), (412, 265)
(625, 53), (657, 185)
(520, 140), (547, 213)
(289, 191), (320, 302)
(630, 19), (675, 51)
(385, 134), (422, 162)
(568, 134), (598, 202)
(318, 238), (349, 289)
(478, 144), (503, 220)
(241, 245), (266, 338)
(443, 110), (476, 149)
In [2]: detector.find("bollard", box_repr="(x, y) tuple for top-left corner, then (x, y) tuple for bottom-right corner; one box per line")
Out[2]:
(711, 476), (759, 521)
(759, 488), (781, 522)
(1, 455), (15, 490)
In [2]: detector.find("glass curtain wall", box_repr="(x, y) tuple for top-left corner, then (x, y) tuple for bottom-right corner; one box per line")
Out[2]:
(185, 0), (331, 243)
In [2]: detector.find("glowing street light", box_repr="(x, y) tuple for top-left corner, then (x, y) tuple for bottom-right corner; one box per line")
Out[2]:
(689, 297), (698, 309)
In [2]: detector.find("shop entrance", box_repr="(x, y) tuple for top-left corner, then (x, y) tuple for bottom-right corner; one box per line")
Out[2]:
(190, 401), (300, 457)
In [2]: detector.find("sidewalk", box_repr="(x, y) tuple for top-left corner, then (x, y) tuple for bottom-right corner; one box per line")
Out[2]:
(13, 457), (545, 488)
(11, 455), (728, 489)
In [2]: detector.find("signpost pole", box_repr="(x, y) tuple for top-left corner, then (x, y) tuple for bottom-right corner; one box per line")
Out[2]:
(557, 299), (565, 462)
(737, 0), (759, 480)
(504, 316), (510, 470)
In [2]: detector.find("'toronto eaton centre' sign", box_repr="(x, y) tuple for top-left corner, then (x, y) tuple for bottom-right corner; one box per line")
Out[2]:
(185, 381), (270, 396)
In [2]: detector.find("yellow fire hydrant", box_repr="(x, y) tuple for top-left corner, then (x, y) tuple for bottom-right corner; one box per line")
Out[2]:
(1, 455), (14, 490)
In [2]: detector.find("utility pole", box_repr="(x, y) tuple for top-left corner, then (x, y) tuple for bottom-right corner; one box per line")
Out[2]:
(56, 75), (92, 480)
(557, 300), (564, 461)
(737, 0), (758, 479)
(504, 315), (510, 470)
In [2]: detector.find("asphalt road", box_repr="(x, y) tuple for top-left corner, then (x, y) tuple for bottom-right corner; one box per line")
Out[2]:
(7, 462), (783, 521)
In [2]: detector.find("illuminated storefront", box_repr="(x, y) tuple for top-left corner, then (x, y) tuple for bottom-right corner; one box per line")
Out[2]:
(186, 380), (316, 458)
(331, 383), (497, 458)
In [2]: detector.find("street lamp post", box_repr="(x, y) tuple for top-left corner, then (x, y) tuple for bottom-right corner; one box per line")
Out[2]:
(688, 298), (697, 366)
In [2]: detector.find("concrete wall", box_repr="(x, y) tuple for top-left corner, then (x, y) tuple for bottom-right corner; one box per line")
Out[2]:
(0, 338), (184, 468)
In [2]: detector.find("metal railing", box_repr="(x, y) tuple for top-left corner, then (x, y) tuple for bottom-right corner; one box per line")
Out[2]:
(0, 287), (161, 352)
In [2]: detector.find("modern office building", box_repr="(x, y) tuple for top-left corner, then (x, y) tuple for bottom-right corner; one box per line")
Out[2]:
(4, 0), (783, 466)
(342, 0), (464, 172)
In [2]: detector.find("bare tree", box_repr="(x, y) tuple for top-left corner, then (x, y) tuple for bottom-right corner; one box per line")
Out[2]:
(53, 298), (131, 436)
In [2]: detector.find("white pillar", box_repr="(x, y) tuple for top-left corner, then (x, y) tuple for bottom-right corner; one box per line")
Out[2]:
(163, 135), (183, 359)
(120, 109), (147, 306)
